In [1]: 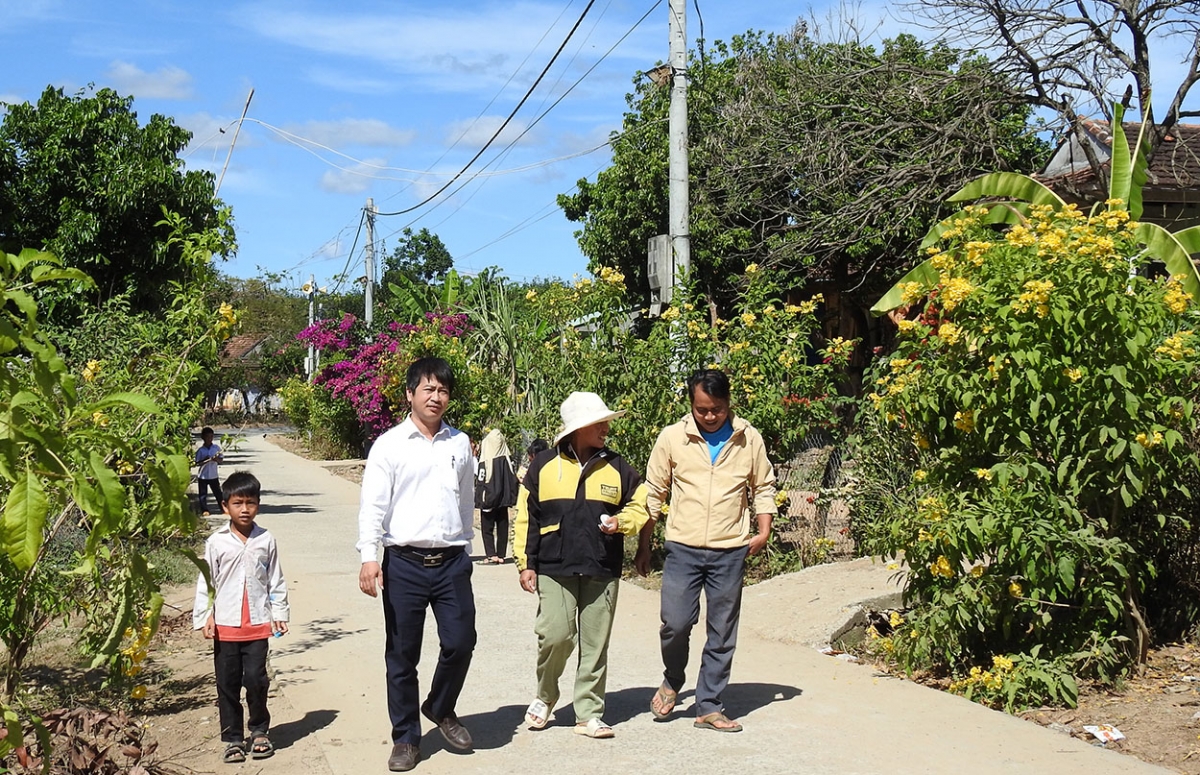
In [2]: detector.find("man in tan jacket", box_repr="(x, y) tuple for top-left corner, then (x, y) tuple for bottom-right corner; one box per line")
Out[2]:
(635, 369), (777, 733)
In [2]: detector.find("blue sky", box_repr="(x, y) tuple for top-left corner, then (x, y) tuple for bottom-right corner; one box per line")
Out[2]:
(3, 0), (830, 290)
(4, 1), (1196, 292)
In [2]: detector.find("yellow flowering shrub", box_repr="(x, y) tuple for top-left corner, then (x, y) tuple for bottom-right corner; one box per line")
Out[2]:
(860, 195), (1200, 711)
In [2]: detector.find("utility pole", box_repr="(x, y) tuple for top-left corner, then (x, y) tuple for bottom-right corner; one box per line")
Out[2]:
(216, 88), (254, 196)
(364, 198), (377, 329)
(668, 0), (690, 284)
(304, 273), (316, 382)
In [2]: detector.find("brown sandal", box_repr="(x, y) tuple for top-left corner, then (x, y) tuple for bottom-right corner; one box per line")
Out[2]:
(650, 682), (677, 719)
(694, 712), (743, 733)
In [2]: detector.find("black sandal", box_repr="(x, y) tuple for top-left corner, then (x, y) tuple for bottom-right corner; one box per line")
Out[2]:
(223, 742), (246, 763)
(250, 733), (274, 759)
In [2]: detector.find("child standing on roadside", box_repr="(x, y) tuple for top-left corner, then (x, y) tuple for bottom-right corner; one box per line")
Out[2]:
(194, 427), (224, 516)
(193, 471), (290, 764)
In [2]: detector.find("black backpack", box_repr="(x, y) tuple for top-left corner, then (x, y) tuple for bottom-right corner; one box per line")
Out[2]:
(475, 455), (518, 510)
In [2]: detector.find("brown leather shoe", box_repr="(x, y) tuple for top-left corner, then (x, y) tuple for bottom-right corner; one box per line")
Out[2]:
(421, 703), (473, 751)
(388, 743), (420, 771)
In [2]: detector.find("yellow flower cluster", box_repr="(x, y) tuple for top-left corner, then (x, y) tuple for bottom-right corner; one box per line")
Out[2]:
(896, 319), (919, 336)
(929, 555), (955, 578)
(774, 490), (790, 507)
(1008, 580), (1023, 598)
(940, 277), (975, 312)
(526, 289), (538, 301)
(1156, 330), (1196, 361)
(986, 354), (1008, 381)
(1012, 280), (1053, 317)
(82, 359), (102, 383)
(122, 623), (154, 679)
(661, 306), (680, 321)
(974, 468), (993, 481)
(786, 293), (823, 316)
(913, 469), (928, 482)
(1164, 276), (1192, 314)
(598, 265), (626, 288)
(953, 409), (975, 433)
(949, 655), (1015, 696)
(92, 411), (110, 427)
(899, 282), (925, 306)
(1063, 367), (1083, 382)
(937, 322), (963, 346)
(686, 319), (709, 340)
(964, 241), (993, 266)
(728, 341), (750, 353)
(917, 495), (946, 521)
(825, 337), (856, 357)
(740, 312), (757, 327)
(574, 277), (593, 289)
(216, 302), (239, 337)
(1136, 430), (1163, 449)
(1005, 224), (1037, 247)
(913, 432), (931, 450)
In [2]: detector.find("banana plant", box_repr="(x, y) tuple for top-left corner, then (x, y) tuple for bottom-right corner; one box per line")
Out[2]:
(872, 104), (1200, 315)
(385, 269), (468, 324)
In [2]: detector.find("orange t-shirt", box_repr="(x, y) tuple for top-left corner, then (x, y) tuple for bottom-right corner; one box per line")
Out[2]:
(215, 587), (273, 641)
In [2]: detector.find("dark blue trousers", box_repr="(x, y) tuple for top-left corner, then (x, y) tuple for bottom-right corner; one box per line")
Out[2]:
(381, 548), (477, 744)
(659, 541), (749, 717)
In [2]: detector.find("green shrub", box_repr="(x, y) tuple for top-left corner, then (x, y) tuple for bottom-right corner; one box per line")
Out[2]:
(864, 201), (1200, 708)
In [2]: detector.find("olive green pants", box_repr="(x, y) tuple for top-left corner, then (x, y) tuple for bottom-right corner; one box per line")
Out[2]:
(534, 574), (619, 723)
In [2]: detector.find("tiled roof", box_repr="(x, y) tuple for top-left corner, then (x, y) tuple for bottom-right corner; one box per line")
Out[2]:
(219, 334), (268, 366)
(1039, 120), (1200, 199)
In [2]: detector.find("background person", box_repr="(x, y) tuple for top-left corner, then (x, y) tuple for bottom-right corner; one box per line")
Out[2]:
(636, 369), (778, 733)
(194, 427), (224, 516)
(475, 427), (518, 564)
(513, 392), (649, 739)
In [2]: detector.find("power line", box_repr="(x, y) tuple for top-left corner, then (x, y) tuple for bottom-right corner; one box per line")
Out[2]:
(328, 207), (367, 296)
(376, 0), (663, 247)
(375, 0), (599, 217)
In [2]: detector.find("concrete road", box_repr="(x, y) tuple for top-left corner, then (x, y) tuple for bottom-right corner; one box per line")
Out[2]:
(213, 432), (1165, 775)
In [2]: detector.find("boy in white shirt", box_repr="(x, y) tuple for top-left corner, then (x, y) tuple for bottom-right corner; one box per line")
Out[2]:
(193, 471), (289, 764)
(194, 427), (224, 516)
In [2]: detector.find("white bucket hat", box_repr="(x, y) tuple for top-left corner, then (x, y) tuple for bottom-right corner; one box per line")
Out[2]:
(553, 392), (625, 446)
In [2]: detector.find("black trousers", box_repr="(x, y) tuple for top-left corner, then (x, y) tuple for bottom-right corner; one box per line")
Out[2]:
(198, 478), (223, 514)
(480, 508), (509, 558)
(381, 547), (477, 744)
(213, 636), (270, 743)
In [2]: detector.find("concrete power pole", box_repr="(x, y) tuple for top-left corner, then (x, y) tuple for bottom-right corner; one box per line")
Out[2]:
(305, 273), (316, 382)
(668, 0), (690, 284)
(364, 198), (377, 329)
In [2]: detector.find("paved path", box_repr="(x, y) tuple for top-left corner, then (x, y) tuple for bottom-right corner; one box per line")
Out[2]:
(212, 432), (1166, 774)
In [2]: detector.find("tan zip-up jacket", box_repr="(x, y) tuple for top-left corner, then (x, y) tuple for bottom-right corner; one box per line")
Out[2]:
(645, 413), (777, 549)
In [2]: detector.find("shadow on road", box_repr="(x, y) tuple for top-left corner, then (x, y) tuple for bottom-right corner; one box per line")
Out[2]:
(424, 703), (524, 756)
(270, 708), (339, 751)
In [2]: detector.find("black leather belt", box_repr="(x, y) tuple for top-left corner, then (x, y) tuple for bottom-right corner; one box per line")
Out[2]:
(390, 544), (465, 567)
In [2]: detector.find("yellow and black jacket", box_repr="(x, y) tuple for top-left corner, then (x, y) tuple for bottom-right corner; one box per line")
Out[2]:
(513, 445), (649, 578)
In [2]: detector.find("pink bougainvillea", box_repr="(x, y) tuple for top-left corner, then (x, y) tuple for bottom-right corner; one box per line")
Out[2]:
(297, 311), (474, 442)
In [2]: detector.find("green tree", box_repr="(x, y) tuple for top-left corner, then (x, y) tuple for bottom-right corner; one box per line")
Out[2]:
(382, 227), (454, 285)
(0, 86), (235, 317)
(558, 28), (1048, 316)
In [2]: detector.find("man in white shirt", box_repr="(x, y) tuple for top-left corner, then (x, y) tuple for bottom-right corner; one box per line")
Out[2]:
(357, 357), (477, 772)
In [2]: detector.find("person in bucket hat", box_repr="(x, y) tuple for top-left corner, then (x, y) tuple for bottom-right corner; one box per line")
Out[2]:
(513, 392), (649, 739)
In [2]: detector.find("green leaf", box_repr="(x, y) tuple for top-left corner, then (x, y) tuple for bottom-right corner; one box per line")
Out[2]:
(89, 452), (125, 526)
(1135, 222), (1200, 299)
(946, 172), (1067, 207)
(91, 391), (160, 414)
(3, 468), (48, 571)
(1175, 225), (1200, 255)
(870, 259), (941, 316)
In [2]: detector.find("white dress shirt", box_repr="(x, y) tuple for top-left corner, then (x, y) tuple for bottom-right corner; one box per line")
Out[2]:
(193, 523), (289, 629)
(357, 416), (476, 563)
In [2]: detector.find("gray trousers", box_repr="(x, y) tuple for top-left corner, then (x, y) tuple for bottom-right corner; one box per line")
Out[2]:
(659, 541), (749, 717)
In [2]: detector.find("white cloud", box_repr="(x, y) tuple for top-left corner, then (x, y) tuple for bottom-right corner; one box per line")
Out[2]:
(177, 111), (245, 154)
(283, 118), (417, 149)
(444, 115), (537, 148)
(236, 1), (657, 94)
(0, 93), (24, 107)
(320, 157), (389, 194)
(105, 61), (193, 99)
